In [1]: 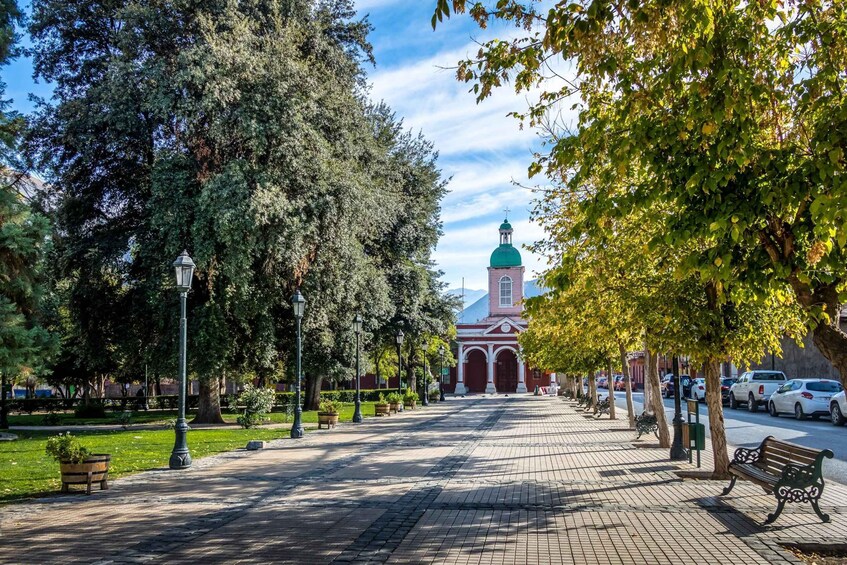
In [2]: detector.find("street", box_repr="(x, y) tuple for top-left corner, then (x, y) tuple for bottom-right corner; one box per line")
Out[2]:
(597, 389), (847, 485)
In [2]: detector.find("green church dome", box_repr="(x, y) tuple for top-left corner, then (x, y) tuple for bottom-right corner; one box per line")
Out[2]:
(499, 221), (512, 231)
(490, 244), (522, 268)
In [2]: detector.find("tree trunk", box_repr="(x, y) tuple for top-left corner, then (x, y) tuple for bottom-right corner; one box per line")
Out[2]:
(192, 378), (225, 424)
(375, 349), (383, 387)
(704, 358), (730, 478)
(619, 342), (635, 428)
(407, 343), (416, 394)
(606, 359), (616, 419)
(646, 347), (670, 448)
(589, 371), (599, 412)
(304, 373), (322, 411)
(812, 321), (847, 390)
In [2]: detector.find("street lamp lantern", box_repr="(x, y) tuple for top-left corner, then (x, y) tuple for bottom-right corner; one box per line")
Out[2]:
(291, 288), (306, 319)
(169, 251), (194, 470)
(291, 289), (306, 439)
(352, 313), (363, 423)
(173, 250), (196, 292)
(395, 329), (404, 345)
(438, 344), (446, 402)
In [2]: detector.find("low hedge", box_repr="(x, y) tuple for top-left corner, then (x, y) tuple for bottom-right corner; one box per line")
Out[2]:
(10, 388), (406, 415)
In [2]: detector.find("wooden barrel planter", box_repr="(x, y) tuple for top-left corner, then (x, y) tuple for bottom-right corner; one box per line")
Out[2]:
(60, 454), (110, 495)
(375, 403), (390, 417)
(318, 412), (340, 429)
(404, 400), (417, 410)
(389, 402), (400, 414)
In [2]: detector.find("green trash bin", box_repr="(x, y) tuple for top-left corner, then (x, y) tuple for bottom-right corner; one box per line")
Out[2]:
(688, 422), (706, 450)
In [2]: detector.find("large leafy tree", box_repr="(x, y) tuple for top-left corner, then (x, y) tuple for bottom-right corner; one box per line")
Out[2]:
(434, 1), (847, 390)
(28, 0), (453, 421)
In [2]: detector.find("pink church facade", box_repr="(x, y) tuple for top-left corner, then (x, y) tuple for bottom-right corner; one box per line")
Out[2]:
(447, 220), (552, 395)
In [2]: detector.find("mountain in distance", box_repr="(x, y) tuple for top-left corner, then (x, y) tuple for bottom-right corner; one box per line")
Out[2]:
(446, 288), (486, 309)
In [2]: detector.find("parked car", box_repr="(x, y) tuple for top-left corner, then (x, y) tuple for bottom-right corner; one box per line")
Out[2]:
(768, 379), (844, 420)
(728, 370), (787, 412)
(721, 378), (735, 404)
(689, 378), (706, 402)
(596, 376), (608, 389)
(831, 391), (847, 426)
(660, 374), (694, 398)
(613, 375), (626, 391)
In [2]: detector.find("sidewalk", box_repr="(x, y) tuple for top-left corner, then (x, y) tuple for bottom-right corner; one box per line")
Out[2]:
(1, 395), (845, 563)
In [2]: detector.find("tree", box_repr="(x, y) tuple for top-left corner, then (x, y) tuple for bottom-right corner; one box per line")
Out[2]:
(433, 1), (847, 391)
(28, 0), (453, 422)
(0, 0), (55, 402)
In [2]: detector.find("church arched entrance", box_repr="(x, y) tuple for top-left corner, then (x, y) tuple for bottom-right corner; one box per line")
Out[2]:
(465, 349), (487, 393)
(495, 349), (518, 393)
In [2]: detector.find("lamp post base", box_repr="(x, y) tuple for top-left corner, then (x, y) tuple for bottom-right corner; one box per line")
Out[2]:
(439, 384), (445, 402)
(670, 416), (687, 460)
(169, 449), (192, 469)
(290, 423), (304, 439)
(352, 401), (363, 423)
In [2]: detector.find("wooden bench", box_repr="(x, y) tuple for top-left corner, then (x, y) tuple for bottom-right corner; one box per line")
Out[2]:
(720, 436), (833, 524)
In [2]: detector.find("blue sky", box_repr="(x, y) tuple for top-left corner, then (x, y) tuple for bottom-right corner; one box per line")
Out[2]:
(7, 0), (556, 291)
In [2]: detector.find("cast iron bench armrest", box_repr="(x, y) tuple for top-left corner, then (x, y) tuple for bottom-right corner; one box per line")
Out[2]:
(776, 462), (817, 489)
(730, 445), (762, 465)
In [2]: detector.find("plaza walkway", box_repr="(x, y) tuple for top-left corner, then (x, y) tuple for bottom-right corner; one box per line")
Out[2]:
(1, 395), (846, 564)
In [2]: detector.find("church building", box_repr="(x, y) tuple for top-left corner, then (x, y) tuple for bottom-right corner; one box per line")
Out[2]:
(447, 219), (549, 394)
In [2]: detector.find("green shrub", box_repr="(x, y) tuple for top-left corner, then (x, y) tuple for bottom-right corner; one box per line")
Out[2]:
(74, 402), (106, 419)
(318, 399), (342, 414)
(387, 392), (402, 404)
(236, 385), (276, 429)
(376, 393), (388, 405)
(41, 413), (62, 426)
(45, 433), (90, 463)
(403, 390), (419, 403)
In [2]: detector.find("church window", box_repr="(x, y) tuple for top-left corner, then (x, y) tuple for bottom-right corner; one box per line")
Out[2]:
(499, 276), (512, 307)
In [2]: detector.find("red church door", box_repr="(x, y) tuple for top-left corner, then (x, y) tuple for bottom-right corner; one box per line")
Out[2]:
(465, 349), (487, 393)
(496, 350), (518, 393)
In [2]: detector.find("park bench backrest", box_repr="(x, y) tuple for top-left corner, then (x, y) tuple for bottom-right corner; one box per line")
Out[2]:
(757, 438), (821, 475)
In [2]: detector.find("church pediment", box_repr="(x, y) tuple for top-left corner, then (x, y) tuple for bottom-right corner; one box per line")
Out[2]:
(481, 317), (524, 335)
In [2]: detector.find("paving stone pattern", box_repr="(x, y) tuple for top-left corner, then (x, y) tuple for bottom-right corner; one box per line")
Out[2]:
(2, 396), (847, 564)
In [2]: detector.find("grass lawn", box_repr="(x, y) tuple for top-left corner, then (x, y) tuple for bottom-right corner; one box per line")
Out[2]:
(0, 401), (384, 502)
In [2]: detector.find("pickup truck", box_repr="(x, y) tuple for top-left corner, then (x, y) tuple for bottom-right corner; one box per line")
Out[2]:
(728, 370), (787, 412)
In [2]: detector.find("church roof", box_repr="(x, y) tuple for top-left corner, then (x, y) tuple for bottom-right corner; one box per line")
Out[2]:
(490, 244), (522, 268)
(457, 279), (545, 324)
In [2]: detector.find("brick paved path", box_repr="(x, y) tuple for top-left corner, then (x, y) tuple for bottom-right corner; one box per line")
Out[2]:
(2, 396), (846, 564)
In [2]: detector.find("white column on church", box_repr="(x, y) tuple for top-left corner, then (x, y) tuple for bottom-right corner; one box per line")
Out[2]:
(454, 343), (467, 395)
(485, 343), (497, 394)
(517, 357), (527, 393)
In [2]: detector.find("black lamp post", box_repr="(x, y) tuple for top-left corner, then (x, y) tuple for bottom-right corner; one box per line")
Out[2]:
(670, 354), (687, 460)
(169, 250), (195, 470)
(438, 345), (446, 402)
(421, 344), (430, 406)
(290, 289), (306, 439)
(352, 313), (363, 423)
(395, 329), (404, 395)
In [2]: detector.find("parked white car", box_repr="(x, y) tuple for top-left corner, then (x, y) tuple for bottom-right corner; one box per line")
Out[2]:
(690, 378), (706, 402)
(831, 390), (847, 426)
(768, 379), (844, 420)
(729, 370), (787, 412)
